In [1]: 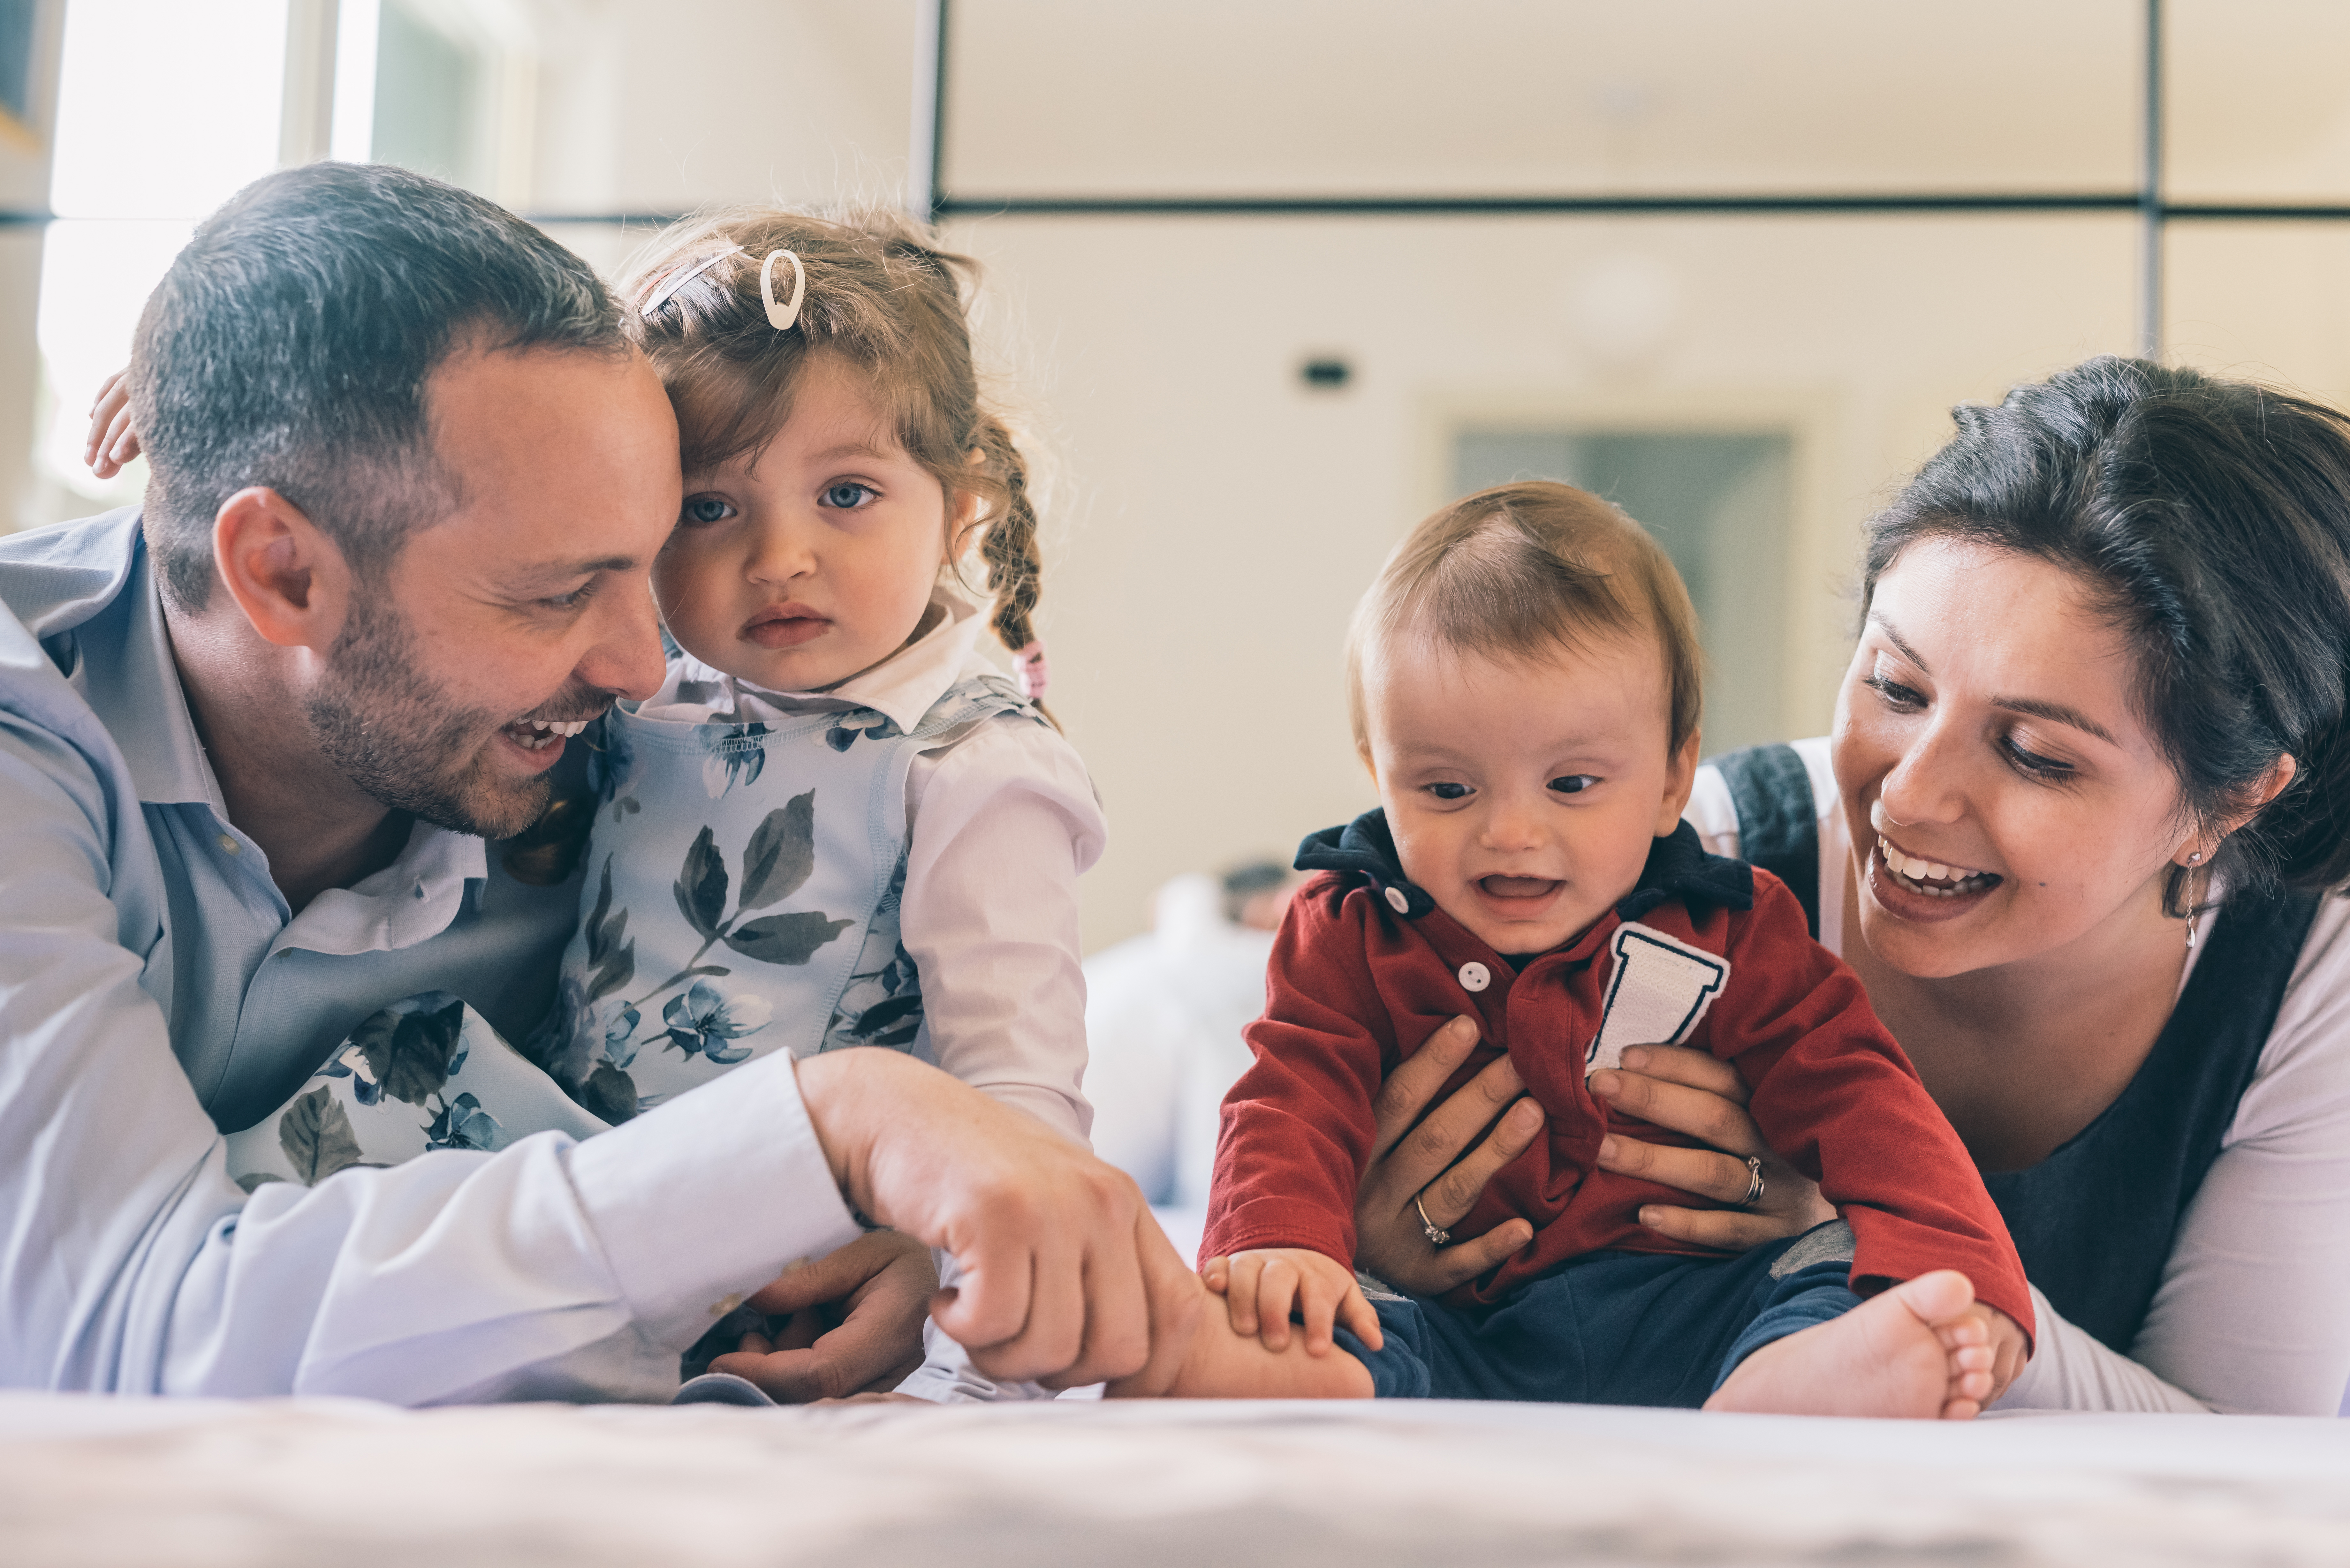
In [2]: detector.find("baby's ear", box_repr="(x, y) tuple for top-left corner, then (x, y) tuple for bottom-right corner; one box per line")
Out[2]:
(1655, 728), (1702, 834)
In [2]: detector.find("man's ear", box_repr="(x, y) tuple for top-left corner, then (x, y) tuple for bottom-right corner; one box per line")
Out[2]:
(1654, 727), (1703, 836)
(210, 486), (352, 651)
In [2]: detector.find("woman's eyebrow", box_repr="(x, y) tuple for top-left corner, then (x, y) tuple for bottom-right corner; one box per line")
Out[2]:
(1990, 695), (2119, 747)
(1868, 615), (1932, 675)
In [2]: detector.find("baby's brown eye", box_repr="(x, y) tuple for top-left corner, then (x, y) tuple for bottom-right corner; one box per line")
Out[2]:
(1549, 775), (1597, 795)
(1427, 782), (1470, 800)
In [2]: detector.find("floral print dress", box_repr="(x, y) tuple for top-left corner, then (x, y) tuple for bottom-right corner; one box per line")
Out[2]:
(224, 672), (1043, 1188)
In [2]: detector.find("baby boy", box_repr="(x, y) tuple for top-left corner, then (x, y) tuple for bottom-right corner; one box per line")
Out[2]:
(1131, 481), (2030, 1414)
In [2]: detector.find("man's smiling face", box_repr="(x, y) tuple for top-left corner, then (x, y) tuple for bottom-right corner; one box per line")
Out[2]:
(303, 342), (680, 840)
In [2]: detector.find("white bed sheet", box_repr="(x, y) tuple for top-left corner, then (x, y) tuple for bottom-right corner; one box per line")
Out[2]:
(4, 1391), (2348, 1566)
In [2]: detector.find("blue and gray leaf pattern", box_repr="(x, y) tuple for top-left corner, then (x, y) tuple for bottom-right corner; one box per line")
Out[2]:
(661, 979), (773, 1065)
(700, 723), (771, 798)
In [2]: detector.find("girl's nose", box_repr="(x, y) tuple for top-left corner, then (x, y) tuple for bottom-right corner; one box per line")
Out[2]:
(744, 519), (814, 584)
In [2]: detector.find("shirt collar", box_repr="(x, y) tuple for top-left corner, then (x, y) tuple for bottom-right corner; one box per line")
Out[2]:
(43, 514), (490, 946)
(63, 524), (227, 812)
(651, 582), (996, 733)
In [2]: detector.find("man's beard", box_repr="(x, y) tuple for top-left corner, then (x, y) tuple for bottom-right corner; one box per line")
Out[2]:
(304, 592), (552, 841)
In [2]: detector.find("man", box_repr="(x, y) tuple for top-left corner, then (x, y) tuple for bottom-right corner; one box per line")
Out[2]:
(0, 163), (1190, 1401)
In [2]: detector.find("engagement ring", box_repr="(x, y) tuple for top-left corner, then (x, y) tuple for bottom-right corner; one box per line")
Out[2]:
(1737, 1155), (1766, 1210)
(1414, 1193), (1451, 1246)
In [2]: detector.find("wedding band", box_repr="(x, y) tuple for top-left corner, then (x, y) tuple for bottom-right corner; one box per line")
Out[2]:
(1737, 1156), (1766, 1210)
(1414, 1193), (1452, 1247)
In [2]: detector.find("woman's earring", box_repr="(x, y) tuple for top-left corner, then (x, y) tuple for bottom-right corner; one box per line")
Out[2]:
(2183, 851), (2205, 950)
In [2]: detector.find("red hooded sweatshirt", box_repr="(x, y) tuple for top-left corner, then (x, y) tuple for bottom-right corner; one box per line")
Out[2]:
(1200, 812), (2033, 1343)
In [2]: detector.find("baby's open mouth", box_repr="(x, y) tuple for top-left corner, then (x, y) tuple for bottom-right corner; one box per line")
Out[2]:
(1479, 875), (1562, 900)
(1877, 835), (2001, 899)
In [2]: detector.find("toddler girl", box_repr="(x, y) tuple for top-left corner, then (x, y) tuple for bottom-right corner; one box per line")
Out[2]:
(188, 209), (1103, 1403)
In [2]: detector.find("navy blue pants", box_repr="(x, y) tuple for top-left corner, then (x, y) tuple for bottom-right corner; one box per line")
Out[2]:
(1332, 1233), (1861, 1407)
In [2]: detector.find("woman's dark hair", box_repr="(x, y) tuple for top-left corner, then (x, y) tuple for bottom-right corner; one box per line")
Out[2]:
(1865, 356), (2350, 912)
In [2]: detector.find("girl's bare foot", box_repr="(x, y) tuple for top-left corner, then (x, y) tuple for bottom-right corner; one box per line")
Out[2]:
(1703, 1270), (1994, 1420)
(1105, 1269), (1374, 1399)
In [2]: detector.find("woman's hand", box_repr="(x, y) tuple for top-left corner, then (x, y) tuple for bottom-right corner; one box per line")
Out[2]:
(707, 1229), (936, 1401)
(1588, 1044), (1833, 1249)
(1353, 1015), (1546, 1295)
(84, 370), (139, 480)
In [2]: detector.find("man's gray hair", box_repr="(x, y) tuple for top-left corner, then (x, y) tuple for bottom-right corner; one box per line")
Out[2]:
(130, 162), (630, 611)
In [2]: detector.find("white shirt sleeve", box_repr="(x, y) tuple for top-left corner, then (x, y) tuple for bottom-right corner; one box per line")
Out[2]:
(899, 714), (1103, 1144)
(2120, 893), (2350, 1414)
(1992, 1286), (2210, 1413)
(0, 719), (863, 1402)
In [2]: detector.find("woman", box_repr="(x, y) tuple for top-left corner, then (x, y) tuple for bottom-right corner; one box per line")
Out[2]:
(1352, 358), (2350, 1414)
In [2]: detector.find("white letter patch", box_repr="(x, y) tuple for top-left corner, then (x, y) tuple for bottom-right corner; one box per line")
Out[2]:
(1585, 921), (1730, 1076)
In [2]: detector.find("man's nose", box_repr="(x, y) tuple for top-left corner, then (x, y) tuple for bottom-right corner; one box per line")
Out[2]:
(578, 577), (667, 702)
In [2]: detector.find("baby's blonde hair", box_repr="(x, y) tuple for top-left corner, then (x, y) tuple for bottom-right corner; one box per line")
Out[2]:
(1348, 480), (1704, 756)
(621, 207), (1044, 669)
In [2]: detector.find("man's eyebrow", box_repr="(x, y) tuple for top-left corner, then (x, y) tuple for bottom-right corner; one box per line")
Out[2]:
(510, 555), (638, 586)
(1990, 695), (2120, 747)
(1867, 614), (1932, 675)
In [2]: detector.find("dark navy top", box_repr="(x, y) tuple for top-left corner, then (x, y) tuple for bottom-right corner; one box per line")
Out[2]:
(1713, 742), (2321, 1353)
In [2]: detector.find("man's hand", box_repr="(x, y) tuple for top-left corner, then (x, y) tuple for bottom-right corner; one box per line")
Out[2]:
(706, 1229), (934, 1402)
(1202, 1247), (1382, 1357)
(793, 1050), (1198, 1391)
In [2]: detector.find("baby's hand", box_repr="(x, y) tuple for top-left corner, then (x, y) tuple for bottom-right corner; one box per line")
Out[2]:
(1200, 1247), (1383, 1356)
(1954, 1301), (2032, 1405)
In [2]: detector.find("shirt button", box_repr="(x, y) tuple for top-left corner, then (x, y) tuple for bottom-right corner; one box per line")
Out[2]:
(1384, 887), (1410, 914)
(1459, 961), (1491, 992)
(217, 834), (240, 855)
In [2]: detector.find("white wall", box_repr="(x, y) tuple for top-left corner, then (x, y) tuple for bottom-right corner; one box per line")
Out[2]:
(519, 0), (2350, 949)
(28, 0), (2350, 955)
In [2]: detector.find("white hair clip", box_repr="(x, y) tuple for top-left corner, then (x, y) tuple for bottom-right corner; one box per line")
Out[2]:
(641, 244), (743, 316)
(761, 249), (805, 331)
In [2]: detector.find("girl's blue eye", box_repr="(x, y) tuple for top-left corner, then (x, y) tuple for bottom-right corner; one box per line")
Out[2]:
(822, 481), (878, 510)
(1426, 781), (1471, 801)
(681, 495), (735, 526)
(1549, 775), (1598, 795)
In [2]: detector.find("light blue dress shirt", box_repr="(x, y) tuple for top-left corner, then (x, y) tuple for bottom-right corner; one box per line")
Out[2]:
(0, 509), (860, 1400)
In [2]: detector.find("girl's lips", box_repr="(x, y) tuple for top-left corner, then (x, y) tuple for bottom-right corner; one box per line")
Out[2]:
(743, 609), (829, 649)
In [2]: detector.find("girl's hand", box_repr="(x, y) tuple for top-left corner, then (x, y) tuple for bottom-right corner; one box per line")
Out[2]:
(1588, 1044), (1834, 1249)
(1201, 1247), (1381, 1356)
(1352, 1015), (1546, 1295)
(84, 370), (140, 480)
(707, 1229), (936, 1401)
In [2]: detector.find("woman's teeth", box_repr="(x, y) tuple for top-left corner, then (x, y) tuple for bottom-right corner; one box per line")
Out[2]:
(1878, 836), (1998, 898)
(506, 718), (588, 752)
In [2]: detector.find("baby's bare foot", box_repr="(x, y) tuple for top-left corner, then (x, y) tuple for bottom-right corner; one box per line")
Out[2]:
(1107, 1269), (1373, 1399)
(1703, 1270), (1994, 1420)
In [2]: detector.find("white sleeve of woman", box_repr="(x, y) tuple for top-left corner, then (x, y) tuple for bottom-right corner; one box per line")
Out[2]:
(898, 713), (1104, 1144)
(2116, 893), (2350, 1414)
